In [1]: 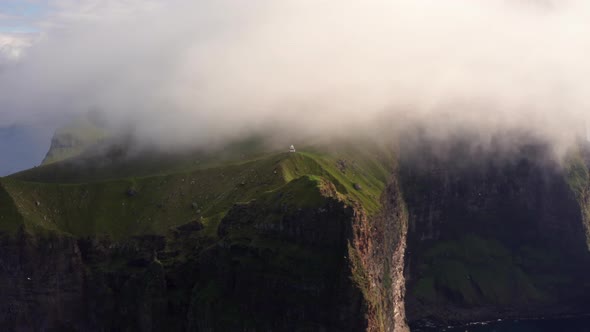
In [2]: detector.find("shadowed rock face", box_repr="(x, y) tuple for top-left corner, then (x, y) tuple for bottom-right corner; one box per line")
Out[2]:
(0, 231), (169, 332)
(190, 196), (366, 331)
(0, 229), (86, 331)
(0, 181), (384, 331)
(399, 134), (590, 327)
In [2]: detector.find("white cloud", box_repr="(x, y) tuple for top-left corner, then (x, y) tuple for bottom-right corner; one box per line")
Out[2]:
(0, 33), (33, 63)
(1, 0), (590, 154)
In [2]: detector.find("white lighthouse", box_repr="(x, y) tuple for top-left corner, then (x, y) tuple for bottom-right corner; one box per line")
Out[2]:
(289, 145), (296, 153)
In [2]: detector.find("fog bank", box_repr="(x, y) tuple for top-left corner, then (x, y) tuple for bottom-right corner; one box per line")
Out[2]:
(1, 0), (590, 156)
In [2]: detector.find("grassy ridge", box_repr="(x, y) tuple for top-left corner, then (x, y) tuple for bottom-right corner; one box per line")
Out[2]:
(0, 144), (395, 239)
(14, 136), (279, 184)
(283, 150), (392, 214)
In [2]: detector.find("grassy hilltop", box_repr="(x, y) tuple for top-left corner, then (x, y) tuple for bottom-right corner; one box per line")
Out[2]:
(1, 142), (395, 239)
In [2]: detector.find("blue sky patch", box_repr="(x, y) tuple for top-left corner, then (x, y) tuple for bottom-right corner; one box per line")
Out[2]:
(0, 1), (49, 16)
(0, 1), (50, 34)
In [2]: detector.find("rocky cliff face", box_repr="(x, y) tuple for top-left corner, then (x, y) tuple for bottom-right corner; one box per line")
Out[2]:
(189, 184), (365, 331)
(0, 230), (171, 332)
(0, 229), (86, 331)
(399, 136), (590, 328)
(7, 135), (590, 331)
(349, 176), (409, 332)
(0, 173), (410, 331)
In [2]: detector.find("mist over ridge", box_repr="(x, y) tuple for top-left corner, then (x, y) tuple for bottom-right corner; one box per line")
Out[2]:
(1, 0), (590, 159)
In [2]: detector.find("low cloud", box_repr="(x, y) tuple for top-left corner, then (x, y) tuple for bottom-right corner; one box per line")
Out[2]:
(0, 33), (34, 63)
(1, 0), (590, 155)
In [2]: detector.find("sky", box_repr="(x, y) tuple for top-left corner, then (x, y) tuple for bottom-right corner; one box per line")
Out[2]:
(1, 0), (590, 175)
(0, 1), (50, 175)
(0, 0), (48, 32)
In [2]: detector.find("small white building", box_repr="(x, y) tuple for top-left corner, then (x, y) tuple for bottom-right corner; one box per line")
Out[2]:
(289, 145), (296, 153)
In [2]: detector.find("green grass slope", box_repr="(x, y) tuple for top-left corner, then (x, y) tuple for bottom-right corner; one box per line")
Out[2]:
(1, 143), (395, 240)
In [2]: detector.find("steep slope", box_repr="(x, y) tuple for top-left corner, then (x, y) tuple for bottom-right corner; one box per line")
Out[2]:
(0, 181), (23, 233)
(564, 144), (590, 249)
(0, 143), (410, 331)
(400, 136), (590, 328)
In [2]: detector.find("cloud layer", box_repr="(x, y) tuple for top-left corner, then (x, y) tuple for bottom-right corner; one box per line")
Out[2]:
(0, 33), (33, 63)
(1, 0), (590, 154)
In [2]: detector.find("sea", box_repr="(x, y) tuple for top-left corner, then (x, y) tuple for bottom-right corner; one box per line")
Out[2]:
(413, 316), (590, 332)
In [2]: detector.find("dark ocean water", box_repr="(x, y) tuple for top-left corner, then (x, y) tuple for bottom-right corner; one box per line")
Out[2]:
(0, 125), (52, 176)
(414, 316), (590, 332)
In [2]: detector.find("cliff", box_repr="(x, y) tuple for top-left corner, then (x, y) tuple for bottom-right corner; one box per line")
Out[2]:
(399, 135), (590, 328)
(4, 133), (590, 331)
(0, 144), (410, 331)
